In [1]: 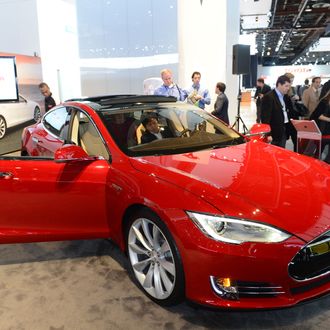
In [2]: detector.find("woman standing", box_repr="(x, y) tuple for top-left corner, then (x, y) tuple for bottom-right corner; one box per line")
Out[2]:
(310, 90), (330, 163)
(212, 82), (229, 125)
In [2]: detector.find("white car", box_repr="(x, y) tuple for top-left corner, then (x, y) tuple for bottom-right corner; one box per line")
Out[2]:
(0, 94), (41, 139)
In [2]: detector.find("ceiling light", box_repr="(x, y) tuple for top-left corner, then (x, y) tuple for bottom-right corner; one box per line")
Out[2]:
(312, 2), (330, 9)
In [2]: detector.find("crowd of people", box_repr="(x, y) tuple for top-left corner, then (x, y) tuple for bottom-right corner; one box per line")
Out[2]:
(38, 69), (330, 163)
(153, 68), (330, 163)
(258, 73), (330, 163)
(153, 69), (229, 124)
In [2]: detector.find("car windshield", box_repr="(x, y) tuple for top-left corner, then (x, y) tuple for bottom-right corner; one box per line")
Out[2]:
(98, 103), (245, 156)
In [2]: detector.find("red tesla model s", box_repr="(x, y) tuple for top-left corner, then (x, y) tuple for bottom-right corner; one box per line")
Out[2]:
(1, 95), (330, 309)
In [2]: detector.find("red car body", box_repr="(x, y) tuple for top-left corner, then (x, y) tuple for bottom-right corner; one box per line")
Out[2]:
(1, 95), (330, 309)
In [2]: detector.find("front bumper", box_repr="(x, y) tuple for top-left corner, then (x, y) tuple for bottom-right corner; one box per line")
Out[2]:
(170, 215), (330, 309)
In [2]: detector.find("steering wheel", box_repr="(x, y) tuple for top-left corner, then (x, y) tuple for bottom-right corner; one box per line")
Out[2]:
(179, 128), (191, 137)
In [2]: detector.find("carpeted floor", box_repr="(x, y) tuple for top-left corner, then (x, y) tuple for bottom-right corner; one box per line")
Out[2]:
(0, 239), (329, 330)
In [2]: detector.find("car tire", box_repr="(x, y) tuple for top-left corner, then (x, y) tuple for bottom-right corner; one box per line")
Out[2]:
(125, 208), (185, 306)
(33, 106), (41, 122)
(20, 149), (29, 156)
(0, 116), (7, 139)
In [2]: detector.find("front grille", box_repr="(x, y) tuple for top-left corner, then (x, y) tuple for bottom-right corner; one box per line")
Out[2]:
(290, 272), (330, 295)
(289, 231), (330, 281)
(237, 281), (285, 298)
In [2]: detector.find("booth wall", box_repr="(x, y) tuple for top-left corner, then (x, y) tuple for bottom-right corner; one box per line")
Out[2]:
(76, 0), (179, 95)
(258, 64), (330, 87)
(0, 0), (40, 56)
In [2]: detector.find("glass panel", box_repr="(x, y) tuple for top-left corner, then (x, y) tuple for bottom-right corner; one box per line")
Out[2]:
(43, 107), (69, 138)
(99, 104), (244, 156)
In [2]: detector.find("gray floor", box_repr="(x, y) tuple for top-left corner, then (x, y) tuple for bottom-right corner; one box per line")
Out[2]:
(0, 239), (329, 330)
(0, 120), (34, 155)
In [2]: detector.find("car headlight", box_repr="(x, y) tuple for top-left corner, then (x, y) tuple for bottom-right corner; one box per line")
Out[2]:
(187, 211), (291, 244)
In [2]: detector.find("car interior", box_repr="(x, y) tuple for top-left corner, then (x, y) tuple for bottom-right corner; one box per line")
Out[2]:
(71, 111), (110, 160)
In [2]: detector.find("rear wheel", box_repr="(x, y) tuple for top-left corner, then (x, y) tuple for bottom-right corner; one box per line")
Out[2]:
(33, 106), (41, 122)
(0, 116), (7, 139)
(126, 209), (185, 306)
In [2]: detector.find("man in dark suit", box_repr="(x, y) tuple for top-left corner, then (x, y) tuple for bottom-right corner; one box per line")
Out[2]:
(261, 75), (293, 148)
(141, 116), (173, 144)
(254, 78), (271, 123)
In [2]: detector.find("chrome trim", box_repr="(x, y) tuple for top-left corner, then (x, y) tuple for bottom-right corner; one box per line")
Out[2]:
(210, 276), (285, 298)
(210, 276), (223, 296)
(42, 105), (112, 162)
(288, 230), (330, 282)
(245, 131), (269, 137)
(237, 285), (285, 295)
(288, 266), (330, 283)
(239, 291), (285, 295)
(0, 172), (13, 178)
(238, 286), (283, 289)
(308, 237), (330, 248)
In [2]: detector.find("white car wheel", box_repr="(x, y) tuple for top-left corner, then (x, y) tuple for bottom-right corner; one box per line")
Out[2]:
(33, 106), (41, 122)
(126, 209), (184, 306)
(0, 116), (7, 139)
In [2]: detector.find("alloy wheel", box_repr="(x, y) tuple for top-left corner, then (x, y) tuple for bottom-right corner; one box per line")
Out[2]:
(0, 116), (7, 139)
(34, 107), (41, 122)
(128, 217), (176, 300)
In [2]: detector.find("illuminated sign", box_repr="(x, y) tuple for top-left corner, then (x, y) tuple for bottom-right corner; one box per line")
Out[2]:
(0, 56), (19, 102)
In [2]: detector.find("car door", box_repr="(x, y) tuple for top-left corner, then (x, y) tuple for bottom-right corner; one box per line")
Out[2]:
(16, 95), (32, 124)
(4, 96), (30, 127)
(0, 155), (111, 243)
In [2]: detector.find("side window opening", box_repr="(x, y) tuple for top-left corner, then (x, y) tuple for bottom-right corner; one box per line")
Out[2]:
(43, 107), (70, 139)
(70, 111), (110, 160)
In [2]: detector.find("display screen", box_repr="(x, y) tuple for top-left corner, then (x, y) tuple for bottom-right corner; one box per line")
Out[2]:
(0, 56), (19, 102)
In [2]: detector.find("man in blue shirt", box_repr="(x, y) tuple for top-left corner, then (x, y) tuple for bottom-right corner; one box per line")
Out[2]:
(154, 69), (187, 101)
(186, 71), (211, 110)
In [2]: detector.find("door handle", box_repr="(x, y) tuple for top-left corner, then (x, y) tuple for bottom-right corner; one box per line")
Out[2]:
(32, 137), (39, 143)
(0, 172), (13, 179)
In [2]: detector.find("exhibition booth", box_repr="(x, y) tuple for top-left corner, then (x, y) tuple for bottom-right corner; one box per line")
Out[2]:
(1, 1), (330, 328)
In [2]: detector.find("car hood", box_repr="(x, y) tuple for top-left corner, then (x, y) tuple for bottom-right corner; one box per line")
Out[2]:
(130, 141), (330, 242)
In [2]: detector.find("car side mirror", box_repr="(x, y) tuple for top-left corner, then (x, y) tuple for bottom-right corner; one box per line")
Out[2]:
(54, 144), (99, 162)
(245, 123), (271, 143)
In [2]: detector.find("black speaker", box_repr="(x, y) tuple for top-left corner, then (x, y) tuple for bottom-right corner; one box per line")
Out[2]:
(232, 44), (250, 75)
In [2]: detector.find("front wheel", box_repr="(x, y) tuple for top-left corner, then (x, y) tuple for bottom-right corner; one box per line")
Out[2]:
(0, 116), (7, 139)
(126, 209), (185, 306)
